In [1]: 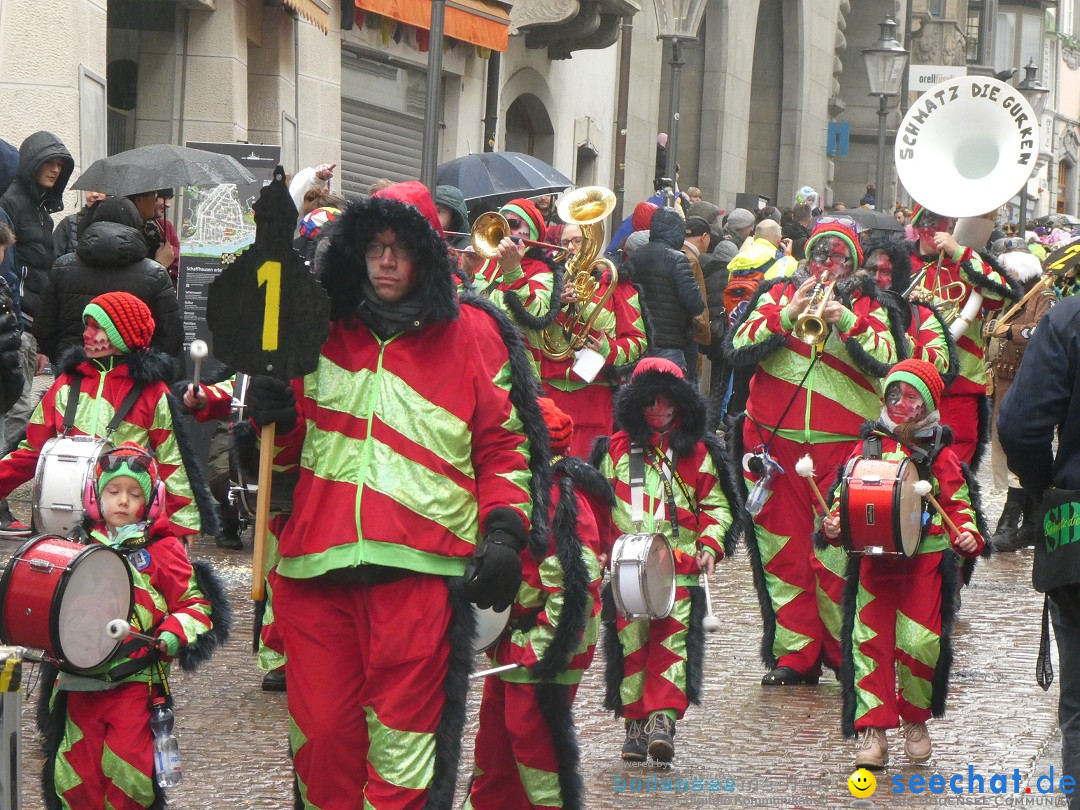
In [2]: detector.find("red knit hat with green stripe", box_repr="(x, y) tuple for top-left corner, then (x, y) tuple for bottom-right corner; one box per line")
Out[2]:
(885, 358), (944, 411)
(83, 292), (155, 354)
(805, 217), (864, 268)
(498, 198), (546, 242)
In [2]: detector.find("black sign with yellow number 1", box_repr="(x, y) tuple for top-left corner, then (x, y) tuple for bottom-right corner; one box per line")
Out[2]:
(207, 166), (330, 600)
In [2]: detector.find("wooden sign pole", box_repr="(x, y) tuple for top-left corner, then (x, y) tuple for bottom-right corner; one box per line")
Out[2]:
(251, 423), (275, 600)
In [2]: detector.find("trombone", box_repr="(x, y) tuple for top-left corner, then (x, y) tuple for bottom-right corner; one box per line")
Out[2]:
(445, 212), (566, 260)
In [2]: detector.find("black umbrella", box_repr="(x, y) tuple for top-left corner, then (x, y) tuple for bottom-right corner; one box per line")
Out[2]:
(821, 208), (904, 234)
(436, 151), (572, 210)
(72, 144), (256, 197)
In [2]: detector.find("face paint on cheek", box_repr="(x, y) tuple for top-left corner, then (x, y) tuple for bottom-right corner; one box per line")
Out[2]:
(644, 396), (676, 430)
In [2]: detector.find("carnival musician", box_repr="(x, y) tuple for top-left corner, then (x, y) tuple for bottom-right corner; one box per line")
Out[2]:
(905, 205), (1018, 468)
(532, 221), (647, 457)
(724, 218), (903, 687)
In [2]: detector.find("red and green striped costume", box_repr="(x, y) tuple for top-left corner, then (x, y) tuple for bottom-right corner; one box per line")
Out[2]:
(47, 523), (213, 809)
(906, 301), (956, 383)
(468, 456), (613, 810)
(727, 274), (899, 676)
(823, 426), (984, 736)
(533, 273), (647, 457)
(472, 254), (561, 357)
(0, 351), (210, 537)
(908, 247), (1015, 465)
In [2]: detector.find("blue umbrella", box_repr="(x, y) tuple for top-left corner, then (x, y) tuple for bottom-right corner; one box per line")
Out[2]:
(436, 151), (572, 210)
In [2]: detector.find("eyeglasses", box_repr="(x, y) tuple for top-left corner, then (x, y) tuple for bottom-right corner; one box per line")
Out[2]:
(504, 217), (526, 230)
(364, 241), (413, 260)
(559, 236), (583, 248)
(97, 449), (155, 476)
(809, 245), (854, 267)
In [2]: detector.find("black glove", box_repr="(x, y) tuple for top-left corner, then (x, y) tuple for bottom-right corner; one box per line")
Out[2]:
(246, 375), (298, 432)
(464, 507), (528, 611)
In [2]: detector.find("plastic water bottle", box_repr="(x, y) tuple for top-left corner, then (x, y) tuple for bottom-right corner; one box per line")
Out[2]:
(150, 705), (182, 787)
(745, 478), (770, 516)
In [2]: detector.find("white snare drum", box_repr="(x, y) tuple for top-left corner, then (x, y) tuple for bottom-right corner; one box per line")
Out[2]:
(472, 604), (510, 653)
(610, 532), (676, 620)
(32, 437), (113, 536)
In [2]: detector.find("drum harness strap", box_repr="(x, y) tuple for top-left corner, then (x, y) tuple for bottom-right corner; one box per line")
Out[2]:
(630, 445), (696, 544)
(62, 372), (147, 438)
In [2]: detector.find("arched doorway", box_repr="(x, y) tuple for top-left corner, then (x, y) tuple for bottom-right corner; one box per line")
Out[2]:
(505, 93), (554, 164)
(745, 0), (784, 203)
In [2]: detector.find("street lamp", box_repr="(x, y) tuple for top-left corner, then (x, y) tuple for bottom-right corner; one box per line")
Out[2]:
(1016, 58), (1048, 236)
(862, 16), (909, 212)
(654, 0), (709, 203)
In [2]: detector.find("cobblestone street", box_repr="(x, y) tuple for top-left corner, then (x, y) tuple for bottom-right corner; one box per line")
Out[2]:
(0, 399), (1067, 808)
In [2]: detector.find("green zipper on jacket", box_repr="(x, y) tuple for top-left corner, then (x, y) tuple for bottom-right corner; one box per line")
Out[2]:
(88, 358), (112, 437)
(353, 336), (394, 564)
(802, 350), (817, 444)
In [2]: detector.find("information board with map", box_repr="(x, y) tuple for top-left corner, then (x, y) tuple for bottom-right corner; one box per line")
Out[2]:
(177, 143), (281, 358)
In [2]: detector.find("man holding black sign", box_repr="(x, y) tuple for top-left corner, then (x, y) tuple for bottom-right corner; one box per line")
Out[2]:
(998, 295), (1080, 809)
(246, 181), (549, 809)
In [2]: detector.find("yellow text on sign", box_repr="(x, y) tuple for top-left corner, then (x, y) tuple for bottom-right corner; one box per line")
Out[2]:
(257, 261), (281, 351)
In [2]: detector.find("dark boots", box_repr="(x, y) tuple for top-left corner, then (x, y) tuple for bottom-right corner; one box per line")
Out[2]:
(992, 487), (1037, 552)
(215, 510), (244, 550)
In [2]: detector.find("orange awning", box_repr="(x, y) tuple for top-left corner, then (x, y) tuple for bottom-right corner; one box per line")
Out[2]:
(285, 0), (330, 33)
(355, 0), (510, 52)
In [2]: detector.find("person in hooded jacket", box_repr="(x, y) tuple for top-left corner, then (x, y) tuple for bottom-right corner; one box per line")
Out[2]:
(244, 181), (550, 810)
(34, 196), (182, 364)
(0, 139), (21, 319)
(53, 191), (107, 259)
(624, 208), (704, 378)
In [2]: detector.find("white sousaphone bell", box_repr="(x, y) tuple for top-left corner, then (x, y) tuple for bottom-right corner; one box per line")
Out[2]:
(894, 76), (1040, 339)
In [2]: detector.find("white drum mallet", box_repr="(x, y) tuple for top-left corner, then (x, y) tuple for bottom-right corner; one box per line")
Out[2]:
(106, 619), (159, 647)
(796, 454), (831, 515)
(700, 574), (721, 633)
(913, 480), (963, 536)
(189, 340), (208, 389)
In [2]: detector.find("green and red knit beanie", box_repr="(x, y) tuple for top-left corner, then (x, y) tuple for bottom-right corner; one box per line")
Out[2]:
(805, 218), (865, 268)
(885, 358), (944, 411)
(499, 198), (546, 242)
(83, 292), (155, 354)
(96, 442), (157, 504)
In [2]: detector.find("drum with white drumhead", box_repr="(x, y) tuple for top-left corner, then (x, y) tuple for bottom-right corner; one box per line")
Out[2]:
(33, 436), (113, 536)
(610, 532), (676, 620)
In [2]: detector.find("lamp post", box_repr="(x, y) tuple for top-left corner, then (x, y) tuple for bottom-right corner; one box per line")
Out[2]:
(1016, 58), (1048, 236)
(654, 0), (708, 205)
(862, 16), (909, 212)
(420, 0), (447, 194)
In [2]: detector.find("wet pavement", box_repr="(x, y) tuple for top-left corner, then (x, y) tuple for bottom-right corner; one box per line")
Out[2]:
(1, 417), (1067, 809)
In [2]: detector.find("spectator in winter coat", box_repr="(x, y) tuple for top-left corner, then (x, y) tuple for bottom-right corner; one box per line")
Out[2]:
(782, 203), (814, 260)
(53, 191), (107, 259)
(713, 208), (756, 266)
(0, 224), (26, 418)
(434, 184), (470, 249)
(35, 197), (183, 364)
(625, 208), (704, 377)
(0, 138), (23, 323)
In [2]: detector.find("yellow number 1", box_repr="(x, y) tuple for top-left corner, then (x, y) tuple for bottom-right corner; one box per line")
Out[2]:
(257, 261), (282, 351)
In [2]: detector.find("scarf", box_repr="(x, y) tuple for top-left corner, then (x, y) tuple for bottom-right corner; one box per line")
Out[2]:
(356, 276), (427, 340)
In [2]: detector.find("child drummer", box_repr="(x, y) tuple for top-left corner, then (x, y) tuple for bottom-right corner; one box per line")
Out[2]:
(821, 358), (984, 769)
(39, 441), (228, 808)
(590, 357), (745, 765)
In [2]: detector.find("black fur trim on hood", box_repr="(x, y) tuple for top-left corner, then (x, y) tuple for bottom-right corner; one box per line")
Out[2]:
(864, 234), (913, 293)
(320, 194), (459, 326)
(727, 413), (781, 669)
(56, 346), (176, 387)
(535, 684), (585, 810)
(425, 578), (474, 810)
(837, 272), (909, 378)
(502, 253), (566, 332)
(529, 475), (590, 681)
(166, 394), (222, 536)
(553, 454), (616, 508)
(969, 394), (992, 475)
(613, 367), (708, 459)
(460, 294), (552, 556)
(703, 432), (747, 558)
(721, 276), (788, 369)
(177, 559), (232, 671)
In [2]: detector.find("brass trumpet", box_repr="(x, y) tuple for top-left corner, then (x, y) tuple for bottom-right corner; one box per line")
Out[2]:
(793, 281), (836, 346)
(445, 213), (567, 260)
(541, 187), (619, 361)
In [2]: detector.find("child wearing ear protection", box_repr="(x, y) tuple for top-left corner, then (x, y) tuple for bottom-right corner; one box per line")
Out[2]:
(40, 441), (218, 809)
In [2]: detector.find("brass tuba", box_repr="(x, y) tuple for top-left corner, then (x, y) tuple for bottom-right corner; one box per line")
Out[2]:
(541, 187), (620, 361)
(793, 281), (836, 346)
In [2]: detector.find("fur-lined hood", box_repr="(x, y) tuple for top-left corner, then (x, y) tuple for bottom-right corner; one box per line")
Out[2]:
(320, 183), (459, 325)
(57, 346), (176, 386)
(613, 366), (708, 458)
(864, 234), (913, 292)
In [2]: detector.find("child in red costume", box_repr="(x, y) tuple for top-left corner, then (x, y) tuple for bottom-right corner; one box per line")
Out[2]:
(822, 359), (985, 769)
(467, 398), (614, 810)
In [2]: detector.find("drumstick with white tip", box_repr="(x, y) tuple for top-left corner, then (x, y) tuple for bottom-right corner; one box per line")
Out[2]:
(795, 455), (831, 515)
(700, 574), (721, 633)
(106, 619), (159, 648)
(469, 663), (521, 680)
(189, 340), (208, 389)
(913, 480), (963, 537)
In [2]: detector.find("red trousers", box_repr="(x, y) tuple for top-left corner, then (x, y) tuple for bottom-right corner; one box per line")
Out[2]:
(849, 553), (944, 730)
(939, 393), (979, 467)
(275, 573), (452, 810)
(468, 680), (580, 810)
(58, 684), (154, 809)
